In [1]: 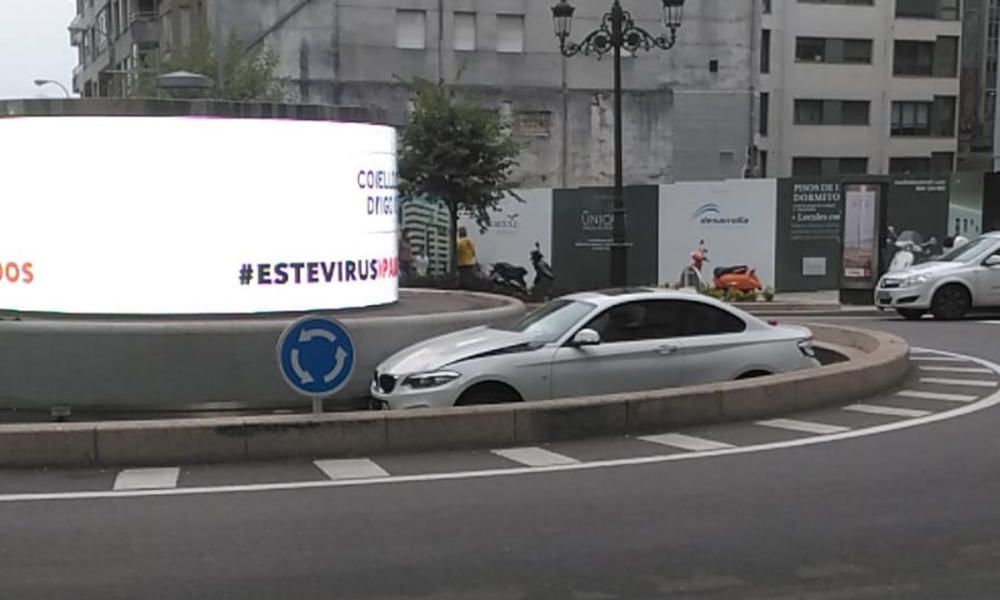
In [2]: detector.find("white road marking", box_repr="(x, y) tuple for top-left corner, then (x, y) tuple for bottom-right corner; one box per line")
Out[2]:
(897, 389), (978, 403)
(910, 356), (969, 362)
(313, 459), (389, 480)
(113, 468), (180, 491)
(756, 418), (850, 435)
(0, 347), (995, 504)
(919, 366), (993, 374)
(492, 447), (579, 467)
(976, 320), (1000, 325)
(920, 377), (999, 388)
(638, 433), (735, 452)
(843, 404), (931, 418)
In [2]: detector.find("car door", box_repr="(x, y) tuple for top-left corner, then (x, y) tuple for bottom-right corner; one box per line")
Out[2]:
(664, 300), (753, 385)
(976, 247), (1000, 306)
(549, 300), (688, 399)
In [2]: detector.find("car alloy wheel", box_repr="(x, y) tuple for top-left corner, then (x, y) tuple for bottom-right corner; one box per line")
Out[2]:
(931, 285), (970, 321)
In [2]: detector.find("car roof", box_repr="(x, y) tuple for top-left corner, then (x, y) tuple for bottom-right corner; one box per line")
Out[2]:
(983, 231), (1000, 239)
(562, 287), (724, 306)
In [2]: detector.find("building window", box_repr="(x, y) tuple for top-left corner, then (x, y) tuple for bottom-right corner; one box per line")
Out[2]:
(396, 9), (427, 49)
(931, 151), (955, 171)
(891, 101), (932, 135)
(763, 0), (771, 13)
(889, 157), (932, 173)
(795, 100), (824, 124)
(793, 157), (824, 176)
(893, 37), (958, 77)
(799, 0), (873, 3)
(761, 29), (771, 73)
(839, 157), (869, 174)
(896, 0), (960, 20)
(794, 157), (869, 176)
(794, 99), (870, 125)
(759, 150), (768, 177)
(760, 92), (769, 135)
(497, 14), (525, 53)
(932, 95), (956, 136)
(454, 12), (476, 51)
(889, 97), (957, 137)
(795, 37), (873, 64)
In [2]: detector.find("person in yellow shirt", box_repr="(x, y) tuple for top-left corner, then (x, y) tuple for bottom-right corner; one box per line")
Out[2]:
(456, 227), (477, 288)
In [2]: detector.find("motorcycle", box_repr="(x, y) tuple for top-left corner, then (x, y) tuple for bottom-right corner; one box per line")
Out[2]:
(713, 263), (763, 294)
(530, 242), (555, 299)
(887, 231), (938, 273)
(489, 261), (529, 296)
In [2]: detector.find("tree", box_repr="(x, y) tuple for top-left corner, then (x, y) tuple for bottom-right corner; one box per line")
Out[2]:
(397, 80), (521, 273)
(132, 27), (285, 102)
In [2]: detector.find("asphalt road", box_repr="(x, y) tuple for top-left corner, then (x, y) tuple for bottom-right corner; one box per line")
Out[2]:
(3, 316), (1000, 599)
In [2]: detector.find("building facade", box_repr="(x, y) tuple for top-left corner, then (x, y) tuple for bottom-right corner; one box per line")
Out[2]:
(70, 0), (205, 98)
(69, 0), (760, 187)
(760, 0), (962, 177)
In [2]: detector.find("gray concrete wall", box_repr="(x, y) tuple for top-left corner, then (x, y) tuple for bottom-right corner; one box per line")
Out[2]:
(210, 0), (757, 186)
(0, 292), (524, 412)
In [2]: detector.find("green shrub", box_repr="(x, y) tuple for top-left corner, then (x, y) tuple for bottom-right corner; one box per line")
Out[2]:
(763, 287), (776, 302)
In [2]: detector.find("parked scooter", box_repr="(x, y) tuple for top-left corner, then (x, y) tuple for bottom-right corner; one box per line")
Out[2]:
(686, 240), (762, 293)
(489, 261), (529, 295)
(530, 242), (555, 299)
(887, 230), (938, 273)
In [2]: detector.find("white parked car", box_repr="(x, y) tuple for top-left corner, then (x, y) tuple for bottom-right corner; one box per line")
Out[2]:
(370, 288), (820, 410)
(876, 231), (1000, 320)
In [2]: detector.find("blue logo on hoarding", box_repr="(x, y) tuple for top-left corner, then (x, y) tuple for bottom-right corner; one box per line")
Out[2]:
(691, 203), (750, 225)
(277, 316), (356, 397)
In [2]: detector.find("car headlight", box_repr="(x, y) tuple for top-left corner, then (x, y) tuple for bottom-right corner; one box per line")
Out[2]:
(402, 371), (461, 389)
(797, 339), (816, 358)
(903, 274), (930, 286)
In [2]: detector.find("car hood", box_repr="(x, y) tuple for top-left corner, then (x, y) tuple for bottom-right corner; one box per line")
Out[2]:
(378, 326), (539, 375)
(888, 261), (961, 279)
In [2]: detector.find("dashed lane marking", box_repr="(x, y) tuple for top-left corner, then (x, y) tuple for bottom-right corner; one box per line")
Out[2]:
(313, 459), (389, 481)
(113, 468), (180, 491)
(492, 447), (579, 467)
(638, 433), (735, 452)
(756, 418), (850, 435)
(897, 389), (978, 403)
(843, 404), (931, 418)
(910, 356), (968, 362)
(919, 377), (999, 388)
(0, 347), (995, 504)
(919, 366), (993, 374)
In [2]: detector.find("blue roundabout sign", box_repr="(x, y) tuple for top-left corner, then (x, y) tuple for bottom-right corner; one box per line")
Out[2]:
(277, 315), (356, 397)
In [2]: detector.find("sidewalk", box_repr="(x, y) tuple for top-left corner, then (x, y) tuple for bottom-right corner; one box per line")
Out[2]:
(733, 289), (880, 317)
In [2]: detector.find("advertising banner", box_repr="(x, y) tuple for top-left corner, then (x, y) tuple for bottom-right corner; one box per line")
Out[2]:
(883, 176), (950, 274)
(458, 189), (553, 277)
(658, 180), (777, 290)
(948, 172), (984, 239)
(0, 117), (398, 314)
(841, 183), (881, 287)
(774, 178), (843, 291)
(552, 186), (659, 292)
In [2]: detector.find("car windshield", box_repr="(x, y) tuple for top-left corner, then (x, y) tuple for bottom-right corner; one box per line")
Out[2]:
(937, 236), (995, 263)
(494, 299), (595, 343)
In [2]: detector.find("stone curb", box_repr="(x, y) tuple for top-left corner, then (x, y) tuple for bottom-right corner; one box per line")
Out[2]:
(0, 325), (909, 468)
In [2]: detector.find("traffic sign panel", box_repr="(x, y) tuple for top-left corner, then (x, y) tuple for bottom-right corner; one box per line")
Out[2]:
(277, 315), (356, 397)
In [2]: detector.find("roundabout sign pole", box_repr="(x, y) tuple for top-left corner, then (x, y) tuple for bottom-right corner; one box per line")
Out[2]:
(277, 315), (357, 414)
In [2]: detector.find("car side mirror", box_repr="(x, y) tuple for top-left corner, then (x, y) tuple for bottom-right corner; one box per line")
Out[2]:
(570, 328), (601, 347)
(984, 255), (1000, 268)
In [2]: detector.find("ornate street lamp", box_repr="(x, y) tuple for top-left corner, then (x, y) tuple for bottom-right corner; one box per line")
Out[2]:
(552, 0), (685, 287)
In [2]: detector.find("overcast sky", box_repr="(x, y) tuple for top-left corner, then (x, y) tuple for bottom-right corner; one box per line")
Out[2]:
(0, 0), (77, 99)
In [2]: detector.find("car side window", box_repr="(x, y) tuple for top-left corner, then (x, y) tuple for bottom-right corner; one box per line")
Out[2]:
(672, 301), (747, 336)
(583, 300), (680, 343)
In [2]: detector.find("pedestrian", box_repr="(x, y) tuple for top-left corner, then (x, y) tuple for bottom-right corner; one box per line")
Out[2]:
(456, 226), (477, 288)
(399, 227), (415, 284)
